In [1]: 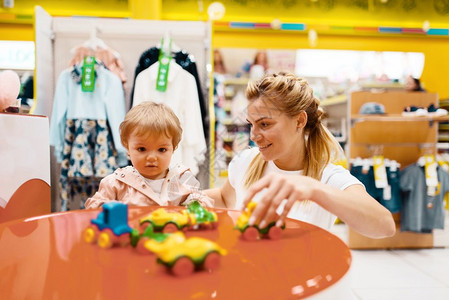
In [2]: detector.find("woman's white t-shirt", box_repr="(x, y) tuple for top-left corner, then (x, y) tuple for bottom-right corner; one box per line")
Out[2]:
(228, 147), (363, 231)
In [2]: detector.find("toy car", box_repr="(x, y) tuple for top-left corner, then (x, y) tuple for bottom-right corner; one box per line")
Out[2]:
(139, 208), (191, 233)
(83, 202), (134, 248)
(143, 231), (227, 276)
(139, 201), (218, 233)
(186, 200), (218, 229)
(236, 201), (284, 241)
(130, 223), (171, 254)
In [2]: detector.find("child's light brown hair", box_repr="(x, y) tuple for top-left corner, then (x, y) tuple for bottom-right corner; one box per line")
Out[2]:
(120, 101), (182, 149)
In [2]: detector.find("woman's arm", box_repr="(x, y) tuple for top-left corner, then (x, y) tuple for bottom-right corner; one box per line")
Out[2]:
(242, 173), (396, 239)
(204, 179), (237, 209)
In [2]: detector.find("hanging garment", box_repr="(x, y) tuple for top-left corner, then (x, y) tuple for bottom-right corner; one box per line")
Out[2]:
(400, 164), (449, 233)
(69, 45), (127, 86)
(49, 65), (127, 210)
(350, 163), (401, 213)
(130, 47), (208, 140)
(133, 60), (206, 175)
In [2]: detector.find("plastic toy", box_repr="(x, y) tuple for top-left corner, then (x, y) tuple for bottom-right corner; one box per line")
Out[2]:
(130, 223), (171, 254)
(83, 202), (134, 248)
(186, 200), (218, 229)
(139, 208), (191, 233)
(236, 201), (284, 241)
(139, 201), (218, 233)
(143, 231), (227, 276)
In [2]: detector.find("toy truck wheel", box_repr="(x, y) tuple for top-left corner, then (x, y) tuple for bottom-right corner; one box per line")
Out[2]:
(98, 229), (116, 249)
(118, 233), (130, 246)
(267, 226), (282, 240)
(163, 222), (179, 233)
(203, 251), (221, 271)
(84, 225), (98, 244)
(136, 237), (151, 254)
(172, 257), (195, 277)
(242, 226), (259, 241)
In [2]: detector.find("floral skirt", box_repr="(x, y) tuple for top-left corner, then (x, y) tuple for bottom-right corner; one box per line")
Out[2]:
(59, 119), (118, 211)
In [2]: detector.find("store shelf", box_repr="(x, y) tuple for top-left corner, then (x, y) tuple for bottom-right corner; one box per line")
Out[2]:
(223, 78), (250, 86)
(351, 114), (449, 124)
(321, 94), (347, 107)
(359, 81), (404, 90)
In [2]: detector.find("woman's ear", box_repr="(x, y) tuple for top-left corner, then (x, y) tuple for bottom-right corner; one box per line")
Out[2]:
(296, 111), (308, 130)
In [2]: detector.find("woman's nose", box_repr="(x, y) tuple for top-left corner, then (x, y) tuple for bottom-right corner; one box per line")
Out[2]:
(250, 129), (262, 142)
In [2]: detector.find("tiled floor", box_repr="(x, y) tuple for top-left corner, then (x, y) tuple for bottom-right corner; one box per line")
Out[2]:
(349, 248), (449, 300)
(330, 214), (449, 300)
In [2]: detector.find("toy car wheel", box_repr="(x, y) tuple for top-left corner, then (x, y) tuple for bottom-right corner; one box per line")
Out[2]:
(203, 251), (221, 271)
(140, 221), (150, 233)
(118, 233), (130, 246)
(267, 226), (282, 240)
(84, 225), (98, 244)
(172, 257), (195, 277)
(98, 229), (116, 249)
(163, 222), (179, 233)
(242, 226), (259, 241)
(136, 237), (151, 254)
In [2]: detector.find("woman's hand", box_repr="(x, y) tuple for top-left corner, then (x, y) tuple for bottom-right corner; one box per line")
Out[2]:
(242, 173), (319, 228)
(242, 173), (396, 239)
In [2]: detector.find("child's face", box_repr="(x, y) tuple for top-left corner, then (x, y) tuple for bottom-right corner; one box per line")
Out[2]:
(127, 131), (174, 180)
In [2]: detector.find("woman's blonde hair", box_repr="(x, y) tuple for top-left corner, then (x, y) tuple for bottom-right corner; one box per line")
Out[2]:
(244, 72), (341, 187)
(120, 101), (182, 149)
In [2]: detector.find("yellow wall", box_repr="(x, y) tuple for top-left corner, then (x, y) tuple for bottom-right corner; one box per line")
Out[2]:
(1, 0), (449, 97)
(162, 0), (449, 28)
(213, 27), (449, 99)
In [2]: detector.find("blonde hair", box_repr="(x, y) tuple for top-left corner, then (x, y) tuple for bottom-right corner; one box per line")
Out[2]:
(244, 72), (340, 187)
(120, 101), (182, 149)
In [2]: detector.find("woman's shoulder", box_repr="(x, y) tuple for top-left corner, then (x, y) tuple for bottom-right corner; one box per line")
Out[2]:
(231, 147), (259, 163)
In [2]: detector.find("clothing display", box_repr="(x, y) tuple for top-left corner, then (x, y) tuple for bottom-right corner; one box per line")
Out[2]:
(350, 158), (402, 214)
(228, 147), (363, 231)
(69, 45), (127, 86)
(84, 165), (213, 208)
(131, 46), (208, 140)
(133, 59), (206, 175)
(49, 65), (127, 211)
(400, 164), (449, 233)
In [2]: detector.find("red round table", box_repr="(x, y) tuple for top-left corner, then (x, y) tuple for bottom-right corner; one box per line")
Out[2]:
(0, 206), (351, 299)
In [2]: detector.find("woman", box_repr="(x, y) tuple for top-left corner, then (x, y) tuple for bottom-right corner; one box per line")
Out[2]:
(206, 72), (395, 239)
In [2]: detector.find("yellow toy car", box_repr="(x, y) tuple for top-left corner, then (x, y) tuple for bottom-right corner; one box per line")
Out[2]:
(236, 201), (284, 241)
(143, 231), (227, 276)
(139, 208), (191, 233)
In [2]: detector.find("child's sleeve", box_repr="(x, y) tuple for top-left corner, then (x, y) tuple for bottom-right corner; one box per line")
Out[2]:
(84, 175), (120, 209)
(177, 170), (215, 207)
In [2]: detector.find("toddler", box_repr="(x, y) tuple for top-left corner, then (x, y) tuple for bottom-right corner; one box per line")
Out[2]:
(85, 101), (213, 208)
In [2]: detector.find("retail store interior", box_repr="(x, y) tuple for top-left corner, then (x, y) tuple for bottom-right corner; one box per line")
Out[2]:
(2, 1), (449, 299)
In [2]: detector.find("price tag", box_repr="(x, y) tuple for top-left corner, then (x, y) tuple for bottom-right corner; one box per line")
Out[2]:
(373, 155), (388, 189)
(156, 38), (172, 92)
(383, 185), (392, 200)
(424, 154), (438, 188)
(81, 56), (95, 92)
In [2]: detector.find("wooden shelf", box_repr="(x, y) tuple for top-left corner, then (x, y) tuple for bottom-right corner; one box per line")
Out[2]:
(351, 114), (449, 123)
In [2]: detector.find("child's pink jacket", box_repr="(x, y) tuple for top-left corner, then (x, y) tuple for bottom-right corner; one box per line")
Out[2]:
(85, 164), (213, 209)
